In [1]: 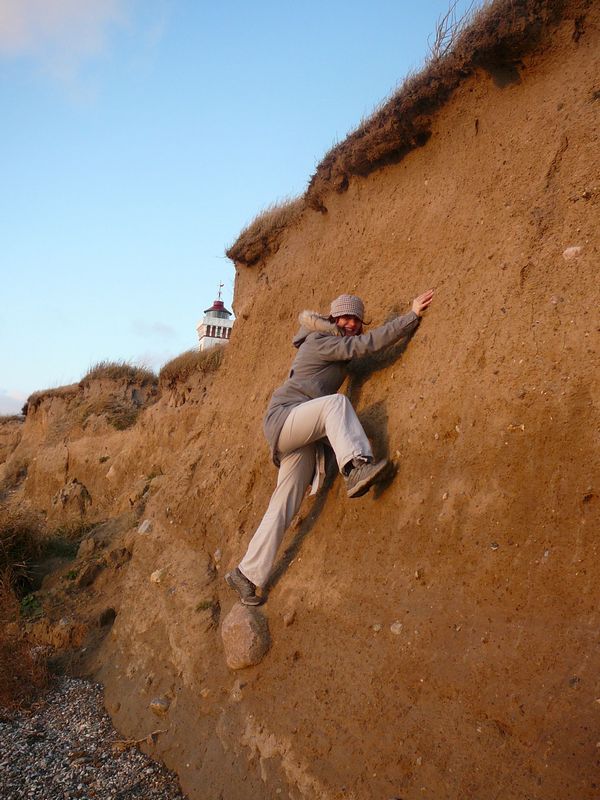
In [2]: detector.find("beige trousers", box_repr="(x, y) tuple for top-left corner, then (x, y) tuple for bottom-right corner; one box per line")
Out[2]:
(239, 394), (372, 587)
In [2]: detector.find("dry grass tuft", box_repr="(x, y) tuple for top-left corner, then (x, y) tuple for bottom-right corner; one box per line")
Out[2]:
(226, 196), (304, 266)
(159, 346), (226, 389)
(81, 360), (157, 385)
(1, 456), (29, 490)
(0, 508), (45, 591)
(0, 509), (50, 709)
(77, 397), (142, 431)
(0, 414), (25, 424)
(0, 510), (83, 708)
(226, 0), (568, 261)
(0, 580), (49, 710)
(427, 0), (480, 63)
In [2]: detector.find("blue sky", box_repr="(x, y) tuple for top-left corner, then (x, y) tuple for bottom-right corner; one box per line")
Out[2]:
(1, 0), (480, 413)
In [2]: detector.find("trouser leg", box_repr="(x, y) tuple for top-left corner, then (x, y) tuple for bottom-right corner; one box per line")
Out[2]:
(239, 394), (372, 588)
(277, 393), (373, 472)
(239, 445), (315, 588)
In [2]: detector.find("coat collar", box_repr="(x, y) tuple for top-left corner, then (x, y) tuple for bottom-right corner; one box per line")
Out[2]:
(292, 310), (342, 347)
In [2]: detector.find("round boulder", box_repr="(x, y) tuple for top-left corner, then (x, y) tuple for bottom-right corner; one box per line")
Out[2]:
(221, 603), (270, 670)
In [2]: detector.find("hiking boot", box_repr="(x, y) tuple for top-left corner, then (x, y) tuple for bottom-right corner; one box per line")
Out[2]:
(344, 458), (388, 498)
(225, 567), (262, 606)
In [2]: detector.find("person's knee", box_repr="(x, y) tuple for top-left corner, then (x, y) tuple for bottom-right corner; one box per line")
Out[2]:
(327, 393), (350, 411)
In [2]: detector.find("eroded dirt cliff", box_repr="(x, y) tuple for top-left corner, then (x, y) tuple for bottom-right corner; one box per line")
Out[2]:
(2, 3), (600, 798)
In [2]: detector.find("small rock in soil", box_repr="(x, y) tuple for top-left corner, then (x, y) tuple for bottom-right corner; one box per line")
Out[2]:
(77, 538), (96, 559)
(282, 609), (296, 627)
(562, 245), (583, 260)
(149, 697), (171, 716)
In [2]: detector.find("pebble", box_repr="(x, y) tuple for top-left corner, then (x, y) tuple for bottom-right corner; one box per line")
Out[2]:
(562, 245), (583, 260)
(77, 538), (96, 559)
(150, 568), (167, 584)
(0, 676), (186, 799)
(149, 697), (170, 717)
(138, 519), (153, 534)
(282, 610), (296, 627)
(390, 622), (403, 635)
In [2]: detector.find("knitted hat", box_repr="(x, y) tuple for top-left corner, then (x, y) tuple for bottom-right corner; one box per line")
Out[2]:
(329, 294), (365, 321)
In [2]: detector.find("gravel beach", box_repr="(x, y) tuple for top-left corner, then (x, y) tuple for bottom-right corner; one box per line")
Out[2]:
(0, 677), (187, 800)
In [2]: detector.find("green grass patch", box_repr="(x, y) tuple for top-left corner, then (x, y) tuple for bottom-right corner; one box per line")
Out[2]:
(20, 593), (42, 619)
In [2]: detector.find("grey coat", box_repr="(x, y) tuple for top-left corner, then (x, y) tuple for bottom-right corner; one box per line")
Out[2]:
(263, 309), (420, 465)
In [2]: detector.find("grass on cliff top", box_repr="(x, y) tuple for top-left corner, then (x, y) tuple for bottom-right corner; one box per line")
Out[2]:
(225, 196), (304, 265)
(226, 0), (565, 262)
(25, 383), (80, 413)
(159, 346), (225, 389)
(24, 361), (158, 415)
(81, 360), (157, 385)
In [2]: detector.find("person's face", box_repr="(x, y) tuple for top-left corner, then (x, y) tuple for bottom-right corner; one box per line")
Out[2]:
(335, 315), (363, 336)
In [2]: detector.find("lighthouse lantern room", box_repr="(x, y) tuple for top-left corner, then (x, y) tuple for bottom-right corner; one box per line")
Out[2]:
(197, 284), (234, 351)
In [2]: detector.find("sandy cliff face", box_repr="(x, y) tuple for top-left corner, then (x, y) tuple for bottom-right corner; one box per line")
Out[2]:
(3, 4), (600, 799)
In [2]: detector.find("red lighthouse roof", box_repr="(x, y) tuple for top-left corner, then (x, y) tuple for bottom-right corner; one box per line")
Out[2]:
(204, 299), (232, 315)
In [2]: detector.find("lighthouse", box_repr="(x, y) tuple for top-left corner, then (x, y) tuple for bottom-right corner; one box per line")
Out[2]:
(196, 284), (234, 351)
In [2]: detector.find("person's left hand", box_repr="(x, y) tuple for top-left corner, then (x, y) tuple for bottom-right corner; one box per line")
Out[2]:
(412, 289), (434, 317)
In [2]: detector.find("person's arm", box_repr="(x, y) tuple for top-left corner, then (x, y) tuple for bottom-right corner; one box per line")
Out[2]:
(314, 311), (418, 361)
(315, 289), (434, 362)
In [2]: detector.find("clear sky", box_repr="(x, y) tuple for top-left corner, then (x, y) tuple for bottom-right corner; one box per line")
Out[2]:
(1, 0), (480, 414)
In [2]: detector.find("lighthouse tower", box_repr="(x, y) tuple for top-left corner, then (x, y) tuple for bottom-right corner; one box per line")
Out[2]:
(196, 284), (234, 351)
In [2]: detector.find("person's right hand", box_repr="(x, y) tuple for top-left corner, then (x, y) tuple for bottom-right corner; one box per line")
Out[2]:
(412, 289), (434, 317)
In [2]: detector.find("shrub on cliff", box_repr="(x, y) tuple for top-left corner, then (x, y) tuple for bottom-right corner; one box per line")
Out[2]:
(159, 346), (225, 389)
(0, 582), (49, 710)
(0, 509), (49, 709)
(0, 508), (44, 592)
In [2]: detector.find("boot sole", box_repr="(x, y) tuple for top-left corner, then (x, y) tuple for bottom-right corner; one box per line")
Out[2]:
(346, 460), (388, 498)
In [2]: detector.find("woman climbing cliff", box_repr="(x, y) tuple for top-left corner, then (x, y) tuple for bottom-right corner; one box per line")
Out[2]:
(226, 289), (434, 605)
